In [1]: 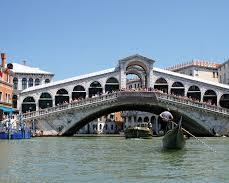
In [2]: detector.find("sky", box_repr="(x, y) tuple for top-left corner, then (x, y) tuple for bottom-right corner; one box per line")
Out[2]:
(1, 0), (229, 80)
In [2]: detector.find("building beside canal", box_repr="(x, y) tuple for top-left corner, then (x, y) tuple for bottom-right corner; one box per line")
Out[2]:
(0, 53), (14, 118)
(218, 59), (229, 85)
(11, 62), (54, 109)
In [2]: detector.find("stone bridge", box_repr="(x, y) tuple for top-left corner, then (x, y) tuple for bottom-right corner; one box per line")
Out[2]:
(22, 91), (229, 136)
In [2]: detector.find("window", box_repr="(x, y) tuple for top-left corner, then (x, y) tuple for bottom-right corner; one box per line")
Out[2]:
(13, 78), (18, 90)
(28, 78), (33, 87)
(195, 69), (199, 76)
(99, 124), (102, 130)
(0, 92), (2, 101)
(45, 79), (50, 84)
(189, 70), (193, 76)
(35, 78), (40, 86)
(8, 94), (10, 103)
(22, 78), (27, 90)
(111, 124), (113, 130)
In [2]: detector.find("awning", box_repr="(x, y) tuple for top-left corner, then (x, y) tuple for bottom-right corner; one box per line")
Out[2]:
(0, 106), (15, 113)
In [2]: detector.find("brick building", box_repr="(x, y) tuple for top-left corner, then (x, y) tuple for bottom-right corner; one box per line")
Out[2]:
(0, 53), (14, 118)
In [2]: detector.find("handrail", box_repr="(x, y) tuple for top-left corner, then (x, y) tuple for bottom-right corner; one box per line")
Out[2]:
(21, 90), (229, 120)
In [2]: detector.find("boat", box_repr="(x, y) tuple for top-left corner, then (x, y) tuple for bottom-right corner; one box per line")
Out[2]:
(0, 115), (31, 140)
(124, 122), (152, 139)
(162, 117), (185, 149)
(0, 129), (31, 139)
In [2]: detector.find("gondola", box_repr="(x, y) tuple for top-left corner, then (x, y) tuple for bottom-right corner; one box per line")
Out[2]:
(162, 117), (185, 149)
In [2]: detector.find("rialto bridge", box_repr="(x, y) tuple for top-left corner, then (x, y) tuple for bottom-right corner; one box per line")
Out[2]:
(17, 55), (229, 136)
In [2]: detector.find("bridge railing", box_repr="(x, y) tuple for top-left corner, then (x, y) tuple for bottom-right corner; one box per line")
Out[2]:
(156, 92), (229, 115)
(22, 90), (229, 120)
(22, 92), (119, 119)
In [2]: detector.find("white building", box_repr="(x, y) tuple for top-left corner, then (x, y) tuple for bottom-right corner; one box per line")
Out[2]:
(78, 113), (119, 134)
(218, 59), (229, 85)
(12, 62), (54, 109)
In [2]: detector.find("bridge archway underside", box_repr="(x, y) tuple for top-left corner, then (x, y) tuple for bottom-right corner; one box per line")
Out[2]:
(23, 92), (229, 136)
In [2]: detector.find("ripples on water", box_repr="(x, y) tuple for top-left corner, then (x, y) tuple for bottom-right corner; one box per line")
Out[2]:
(0, 137), (228, 183)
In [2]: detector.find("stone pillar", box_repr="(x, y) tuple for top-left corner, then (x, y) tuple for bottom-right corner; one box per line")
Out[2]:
(120, 62), (126, 89)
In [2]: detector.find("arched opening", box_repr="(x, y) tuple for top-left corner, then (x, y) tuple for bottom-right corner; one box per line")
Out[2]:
(13, 77), (18, 90)
(203, 90), (217, 105)
(154, 78), (168, 93)
(12, 95), (18, 108)
(22, 96), (36, 113)
(39, 92), (53, 109)
(187, 85), (201, 101)
(171, 82), (185, 96)
(126, 63), (147, 89)
(55, 89), (69, 105)
(126, 73), (142, 90)
(72, 85), (86, 100)
(137, 117), (142, 123)
(28, 78), (33, 87)
(89, 81), (103, 98)
(45, 79), (50, 84)
(105, 77), (119, 93)
(219, 94), (229, 109)
(144, 116), (149, 122)
(35, 78), (40, 86)
(22, 78), (27, 90)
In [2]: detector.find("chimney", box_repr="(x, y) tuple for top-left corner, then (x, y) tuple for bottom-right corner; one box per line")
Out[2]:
(1, 53), (7, 68)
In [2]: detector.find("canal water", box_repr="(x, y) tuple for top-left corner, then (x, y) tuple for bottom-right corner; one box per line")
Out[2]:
(0, 137), (228, 183)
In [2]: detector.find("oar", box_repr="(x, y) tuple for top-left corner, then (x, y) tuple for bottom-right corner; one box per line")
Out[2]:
(170, 120), (217, 153)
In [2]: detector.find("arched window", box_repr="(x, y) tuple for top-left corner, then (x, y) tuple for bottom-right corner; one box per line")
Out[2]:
(13, 77), (18, 90)
(219, 94), (229, 109)
(99, 124), (102, 130)
(138, 117), (142, 123)
(154, 78), (168, 93)
(105, 77), (119, 93)
(28, 78), (33, 87)
(55, 89), (69, 105)
(187, 85), (201, 101)
(89, 81), (103, 98)
(39, 92), (53, 109)
(35, 78), (40, 86)
(12, 95), (18, 108)
(144, 116), (149, 122)
(45, 79), (50, 84)
(171, 82), (185, 96)
(72, 85), (86, 100)
(22, 78), (27, 90)
(203, 90), (217, 105)
(22, 96), (36, 113)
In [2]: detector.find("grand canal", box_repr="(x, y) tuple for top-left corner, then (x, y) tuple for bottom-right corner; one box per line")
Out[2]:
(0, 137), (228, 182)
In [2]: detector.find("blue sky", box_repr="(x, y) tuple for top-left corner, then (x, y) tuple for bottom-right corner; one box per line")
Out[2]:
(1, 0), (229, 80)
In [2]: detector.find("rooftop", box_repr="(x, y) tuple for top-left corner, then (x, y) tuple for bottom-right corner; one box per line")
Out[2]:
(166, 60), (221, 71)
(12, 63), (54, 75)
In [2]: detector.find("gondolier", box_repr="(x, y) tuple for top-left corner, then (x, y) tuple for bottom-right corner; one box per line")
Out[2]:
(159, 110), (173, 122)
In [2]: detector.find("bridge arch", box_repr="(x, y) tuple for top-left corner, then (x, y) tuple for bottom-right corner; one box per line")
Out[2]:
(55, 89), (69, 105)
(154, 77), (168, 93)
(22, 96), (36, 113)
(187, 85), (201, 101)
(62, 101), (211, 136)
(89, 81), (103, 98)
(203, 89), (217, 105)
(105, 77), (119, 93)
(72, 85), (86, 100)
(144, 116), (149, 122)
(219, 94), (229, 109)
(171, 81), (185, 96)
(39, 92), (53, 109)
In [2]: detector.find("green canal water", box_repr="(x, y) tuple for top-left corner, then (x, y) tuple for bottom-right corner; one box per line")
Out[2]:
(0, 137), (228, 183)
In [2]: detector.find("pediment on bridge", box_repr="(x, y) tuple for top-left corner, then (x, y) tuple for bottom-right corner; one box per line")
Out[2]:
(118, 54), (155, 70)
